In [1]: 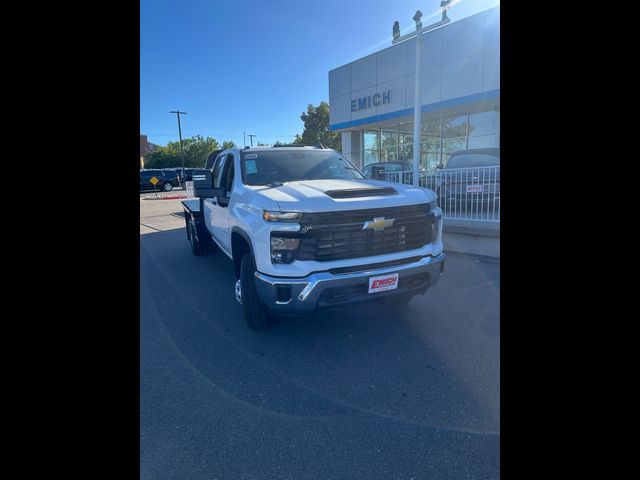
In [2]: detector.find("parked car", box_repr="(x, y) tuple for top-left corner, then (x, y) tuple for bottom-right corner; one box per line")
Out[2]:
(140, 169), (180, 192)
(437, 148), (500, 208)
(362, 161), (427, 187)
(182, 145), (445, 330)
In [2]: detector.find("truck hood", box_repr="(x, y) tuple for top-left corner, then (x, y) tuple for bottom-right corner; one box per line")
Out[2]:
(251, 179), (435, 212)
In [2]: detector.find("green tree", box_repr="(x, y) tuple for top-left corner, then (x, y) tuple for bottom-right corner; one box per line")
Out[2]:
(143, 149), (180, 169)
(221, 140), (236, 150)
(144, 135), (220, 169)
(298, 101), (341, 151)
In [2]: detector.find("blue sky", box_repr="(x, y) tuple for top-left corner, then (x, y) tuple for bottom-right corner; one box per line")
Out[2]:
(141, 0), (499, 147)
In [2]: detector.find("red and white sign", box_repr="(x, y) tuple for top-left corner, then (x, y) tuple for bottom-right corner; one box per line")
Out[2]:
(466, 184), (483, 193)
(368, 273), (399, 294)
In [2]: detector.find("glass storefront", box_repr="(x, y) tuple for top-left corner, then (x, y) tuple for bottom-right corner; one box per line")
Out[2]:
(361, 105), (499, 170)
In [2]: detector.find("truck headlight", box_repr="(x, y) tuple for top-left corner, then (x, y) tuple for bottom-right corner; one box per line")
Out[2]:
(263, 211), (302, 222)
(270, 236), (300, 264)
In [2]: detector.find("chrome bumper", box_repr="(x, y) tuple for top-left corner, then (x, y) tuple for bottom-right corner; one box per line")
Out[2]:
(254, 253), (446, 312)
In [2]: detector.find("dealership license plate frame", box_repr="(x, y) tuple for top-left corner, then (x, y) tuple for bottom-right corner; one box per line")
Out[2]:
(368, 272), (400, 294)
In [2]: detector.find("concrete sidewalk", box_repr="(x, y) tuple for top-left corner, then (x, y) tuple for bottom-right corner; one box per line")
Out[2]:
(443, 218), (500, 258)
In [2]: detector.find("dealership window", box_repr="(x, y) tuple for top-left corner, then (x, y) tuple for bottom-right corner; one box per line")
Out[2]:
(422, 135), (441, 171)
(468, 134), (498, 149)
(467, 109), (498, 149)
(380, 130), (398, 162)
(398, 122), (413, 163)
(359, 104), (499, 169)
(443, 112), (469, 138)
(421, 115), (441, 136)
(363, 130), (380, 165)
(468, 110), (497, 136)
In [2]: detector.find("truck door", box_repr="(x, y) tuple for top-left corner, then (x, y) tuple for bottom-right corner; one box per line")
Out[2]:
(203, 154), (233, 253)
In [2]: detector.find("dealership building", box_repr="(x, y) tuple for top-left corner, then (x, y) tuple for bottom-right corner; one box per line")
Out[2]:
(329, 5), (499, 172)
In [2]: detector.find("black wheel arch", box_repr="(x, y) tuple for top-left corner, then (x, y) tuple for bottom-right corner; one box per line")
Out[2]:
(231, 227), (256, 280)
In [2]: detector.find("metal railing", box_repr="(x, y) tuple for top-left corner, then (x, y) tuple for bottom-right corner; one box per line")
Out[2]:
(384, 166), (500, 222)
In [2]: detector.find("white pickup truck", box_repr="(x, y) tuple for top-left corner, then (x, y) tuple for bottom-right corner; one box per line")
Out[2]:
(182, 145), (446, 329)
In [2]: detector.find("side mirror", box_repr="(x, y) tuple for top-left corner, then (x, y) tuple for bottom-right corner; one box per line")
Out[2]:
(371, 165), (386, 180)
(436, 163), (444, 170)
(193, 169), (219, 198)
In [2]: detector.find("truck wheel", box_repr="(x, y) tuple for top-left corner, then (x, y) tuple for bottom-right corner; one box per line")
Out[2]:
(240, 252), (270, 330)
(163, 182), (173, 192)
(189, 222), (205, 255)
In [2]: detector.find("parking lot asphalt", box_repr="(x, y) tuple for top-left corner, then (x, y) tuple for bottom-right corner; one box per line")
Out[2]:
(140, 199), (500, 480)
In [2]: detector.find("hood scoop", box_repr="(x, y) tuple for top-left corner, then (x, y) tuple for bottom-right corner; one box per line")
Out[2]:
(323, 187), (398, 199)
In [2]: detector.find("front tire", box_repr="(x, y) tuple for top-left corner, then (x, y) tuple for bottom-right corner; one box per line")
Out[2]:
(240, 253), (270, 330)
(163, 182), (173, 192)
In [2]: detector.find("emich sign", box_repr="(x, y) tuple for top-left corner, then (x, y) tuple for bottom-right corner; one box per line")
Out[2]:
(351, 89), (391, 112)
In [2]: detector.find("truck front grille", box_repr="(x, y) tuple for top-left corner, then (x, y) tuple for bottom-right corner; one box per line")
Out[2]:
(296, 204), (434, 262)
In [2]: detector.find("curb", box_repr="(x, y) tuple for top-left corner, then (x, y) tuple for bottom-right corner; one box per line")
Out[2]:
(142, 194), (189, 200)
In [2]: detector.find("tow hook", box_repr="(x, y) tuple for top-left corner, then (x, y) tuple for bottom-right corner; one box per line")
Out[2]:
(235, 279), (242, 304)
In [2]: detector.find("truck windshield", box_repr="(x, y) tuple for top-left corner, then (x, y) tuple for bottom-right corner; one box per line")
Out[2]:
(446, 154), (500, 169)
(241, 150), (364, 185)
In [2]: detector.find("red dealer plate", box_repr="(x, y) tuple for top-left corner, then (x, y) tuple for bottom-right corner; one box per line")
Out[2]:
(368, 273), (399, 294)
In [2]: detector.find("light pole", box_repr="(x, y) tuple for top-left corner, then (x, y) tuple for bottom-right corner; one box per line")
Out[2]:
(392, 4), (451, 187)
(412, 10), (423, 187)
(170, 110), (187, 182)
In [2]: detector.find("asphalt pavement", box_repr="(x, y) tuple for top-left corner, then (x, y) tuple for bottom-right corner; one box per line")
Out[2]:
(140, 198), (500, 480)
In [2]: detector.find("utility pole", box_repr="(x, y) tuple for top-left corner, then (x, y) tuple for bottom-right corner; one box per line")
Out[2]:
(243, 132), (246, 147)
(170, 110), (187, 183)
(247, 134), (256, 147)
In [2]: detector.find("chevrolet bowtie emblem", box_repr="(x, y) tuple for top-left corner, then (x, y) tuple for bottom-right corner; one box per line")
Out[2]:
(363, 216), (395, 231)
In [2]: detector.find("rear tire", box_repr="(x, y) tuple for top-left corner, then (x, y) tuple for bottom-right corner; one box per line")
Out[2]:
(240, 253), (270, 330)
(163, 182), (173, 192)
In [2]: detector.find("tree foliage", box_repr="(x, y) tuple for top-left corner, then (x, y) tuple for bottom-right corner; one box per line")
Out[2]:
(221, 140), (236, 150)
(144, 135), (226, 169)
(297, 102), (341, 151)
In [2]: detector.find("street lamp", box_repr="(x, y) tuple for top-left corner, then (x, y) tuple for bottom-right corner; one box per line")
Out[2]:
(413, 10), (423, 30)
(440, 1), (452, 21)
(392, 21), (400, 41)
(391, 4), (453, 187)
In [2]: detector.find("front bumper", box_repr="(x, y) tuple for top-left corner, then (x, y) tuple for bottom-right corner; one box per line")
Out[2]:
(254, 253), (446, 313)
